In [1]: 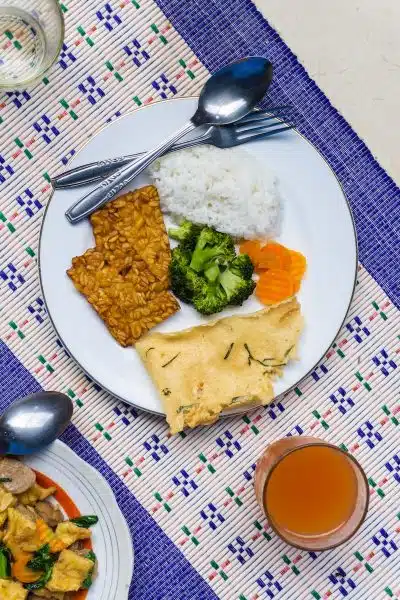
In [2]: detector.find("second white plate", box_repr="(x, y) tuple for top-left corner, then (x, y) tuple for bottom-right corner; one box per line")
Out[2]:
(24, 440), (133, 599)
(39, 98), (357, 415)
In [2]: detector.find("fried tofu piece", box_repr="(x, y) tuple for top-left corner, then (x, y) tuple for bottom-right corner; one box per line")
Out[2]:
(0, 579), (28, 600)
(0, 511), (8, 528)
(52, 521), (91, 549)
(4, 507), (42, 552)
(4, 507), (41, 552)
(17, 483), (56, 506)
(0, 485), (16, 512)
(46, 549), (93, 593)
(67, 187), (179, 346)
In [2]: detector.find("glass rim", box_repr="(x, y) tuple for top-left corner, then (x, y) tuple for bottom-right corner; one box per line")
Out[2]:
(262, 441), (370, 551)
(0, 0), (65, 90)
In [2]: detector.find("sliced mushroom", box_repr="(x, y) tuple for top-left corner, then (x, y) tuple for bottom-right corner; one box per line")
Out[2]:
(29, 591), (65, 600)
(16, 503), (38, 522)
(69, 540), (83, 551)
(35, 500), (64, 528)
(0, 457), (36, 494)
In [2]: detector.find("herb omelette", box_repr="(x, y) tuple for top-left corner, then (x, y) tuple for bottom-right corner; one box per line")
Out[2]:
(136, 298), (304, 434)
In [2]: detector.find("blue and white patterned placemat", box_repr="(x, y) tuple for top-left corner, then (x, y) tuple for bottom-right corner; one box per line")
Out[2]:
(0, 1), (399, 598)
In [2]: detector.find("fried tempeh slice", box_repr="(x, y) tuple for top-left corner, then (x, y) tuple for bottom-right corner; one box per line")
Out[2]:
(90, 185), (172, 283)
(68, 248), (179, 347)
(67, 187), (179, 346)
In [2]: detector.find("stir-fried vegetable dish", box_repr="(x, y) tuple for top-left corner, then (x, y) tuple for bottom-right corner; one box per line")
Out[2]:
(0, 458), (98, 600)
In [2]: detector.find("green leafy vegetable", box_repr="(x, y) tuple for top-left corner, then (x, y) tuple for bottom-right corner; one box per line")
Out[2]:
(70, 515), (99, 528)
(24, 566), (55, 591)
(224, 342), (234, 360)
(85, 550), (96, 562)
(176, 403), (199, 414)
(81, 550), (96, 589)
(161, 353), (180, 368)
(0, 545), (11, 578)
(0, 477), (12, 483)
(82, 573), (93, 588)
(27, 544), (56, 571)
(244, 343), (274, 367)
(25, 544), (57, 591)
(230, 396), (242, 404)
(284, 345), (294, 358)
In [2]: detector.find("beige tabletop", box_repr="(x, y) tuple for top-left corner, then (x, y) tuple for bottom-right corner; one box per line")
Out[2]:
(255, 0), (400, 185)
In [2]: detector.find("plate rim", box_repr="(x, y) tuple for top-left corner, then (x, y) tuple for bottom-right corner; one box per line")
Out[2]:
(24, 439), (134, 597)
(38, 96), (358, 416)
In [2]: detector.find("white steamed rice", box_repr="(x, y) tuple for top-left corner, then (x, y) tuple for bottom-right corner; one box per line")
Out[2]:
(148, 145), (282, 239)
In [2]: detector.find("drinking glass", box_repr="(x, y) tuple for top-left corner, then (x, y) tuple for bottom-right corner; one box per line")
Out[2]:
(254, 436), (369, 551)
(0, 0), (64, 89)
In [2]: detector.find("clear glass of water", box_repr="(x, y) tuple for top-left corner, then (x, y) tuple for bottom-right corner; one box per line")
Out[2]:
(0, 0), (64, 89)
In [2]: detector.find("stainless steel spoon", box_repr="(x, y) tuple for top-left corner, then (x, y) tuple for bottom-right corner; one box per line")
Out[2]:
(0, 392), (73, 455)
(65, 56), (273, 224)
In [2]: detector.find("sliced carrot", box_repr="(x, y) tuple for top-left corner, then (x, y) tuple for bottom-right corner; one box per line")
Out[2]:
(239, 240), (261, 265)
(49, 538), (66, 553)
(6, 540), (30, 562)
(288, 249), (307, 281)
(256, 242), (292, 272)
(292, 277), (302, 294)
(36, 518), (54, 545)
(256, 269), (294, 304)
(12, 554), (41, 583)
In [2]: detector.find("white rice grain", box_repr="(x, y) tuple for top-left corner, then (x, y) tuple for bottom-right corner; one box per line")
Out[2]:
(148, 145), (282, 239)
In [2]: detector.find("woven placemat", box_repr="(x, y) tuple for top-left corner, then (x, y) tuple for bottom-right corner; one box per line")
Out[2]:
(1, 1), (399, 599)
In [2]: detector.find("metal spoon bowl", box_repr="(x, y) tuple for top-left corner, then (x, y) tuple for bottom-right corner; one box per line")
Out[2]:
(0, 391), (73, 455)
(193, 57), (273, 125)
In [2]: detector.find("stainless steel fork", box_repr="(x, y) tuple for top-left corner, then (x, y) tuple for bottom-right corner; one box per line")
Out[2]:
(53, 108), (293, 189)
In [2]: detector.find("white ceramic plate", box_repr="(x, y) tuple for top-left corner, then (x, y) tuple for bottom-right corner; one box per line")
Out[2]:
(24, 440), (133, 598)
(39, 98), (357, 415)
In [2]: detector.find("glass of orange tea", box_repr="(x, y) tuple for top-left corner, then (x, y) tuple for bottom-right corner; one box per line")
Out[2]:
(254, 436), (369, 550)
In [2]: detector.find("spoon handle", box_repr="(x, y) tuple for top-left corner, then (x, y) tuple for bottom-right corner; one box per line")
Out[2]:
(53, 128), (213, 188)
(65, 120), (197, 224)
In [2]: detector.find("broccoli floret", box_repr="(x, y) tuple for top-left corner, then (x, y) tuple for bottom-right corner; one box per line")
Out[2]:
(190, 228), (235, 273)
(219, 268), (256, 305)
(171, 246), (191, 266)
(168, 220), (203, 250)
(169, 222), (256, 314)
(170, 247), (203, 303)
(193, 282), (227, 315)
(229, 254), (254, 280)
(204, 261), (220, 283)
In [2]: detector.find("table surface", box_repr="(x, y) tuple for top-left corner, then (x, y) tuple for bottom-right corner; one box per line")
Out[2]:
(0, 1), (399, 598)
(255, 0), (400, 185)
